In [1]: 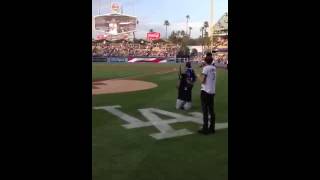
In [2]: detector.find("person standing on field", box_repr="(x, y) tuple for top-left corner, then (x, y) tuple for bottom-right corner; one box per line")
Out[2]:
(198, 52), (217, 135)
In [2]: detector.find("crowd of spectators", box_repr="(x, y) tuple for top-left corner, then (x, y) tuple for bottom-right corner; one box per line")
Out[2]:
(213, 37), (228, 49)
(92, 37), (228, 64)
(92, 41), (178, 57)
(215, 53), (228, 64)
(191, 53), (227, 64)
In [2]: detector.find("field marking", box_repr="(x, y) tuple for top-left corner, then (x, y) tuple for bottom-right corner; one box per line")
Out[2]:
(92, 68), (178, 95)
(93, 105), (228, 140)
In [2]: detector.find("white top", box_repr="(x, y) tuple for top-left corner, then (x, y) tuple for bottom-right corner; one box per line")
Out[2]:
(201, 65), (216, 94)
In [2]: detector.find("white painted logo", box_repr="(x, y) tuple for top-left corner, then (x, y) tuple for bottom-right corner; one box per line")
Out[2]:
(93, 105), (228, 140)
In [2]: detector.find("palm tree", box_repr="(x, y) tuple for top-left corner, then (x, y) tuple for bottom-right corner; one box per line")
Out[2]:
(181, 30), (186, 37)
(204, 31), (209, 48)
(203, 21), (209, 51)
(149, 29), (154, 33)
(169, 30), (179, 43)
(200, 27), (205, 55)
(189, 27), (192, 37)
(200, 27), (204, 38)
(133, 31), (135, 43)
(203, 21), (209, 33)
(177, 30), (181, 37)
(164, 20), (170, 39)
(133, 20), (139, 45)
(186, 15), (190, 34)
(204, 31), (209, 37)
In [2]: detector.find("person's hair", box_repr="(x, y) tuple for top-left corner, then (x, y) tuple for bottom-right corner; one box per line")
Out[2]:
(206, 52), (212, 57)
(204, 56), (213, 65)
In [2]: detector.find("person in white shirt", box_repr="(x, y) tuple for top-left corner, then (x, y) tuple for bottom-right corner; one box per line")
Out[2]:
(198, 52), (217, 135)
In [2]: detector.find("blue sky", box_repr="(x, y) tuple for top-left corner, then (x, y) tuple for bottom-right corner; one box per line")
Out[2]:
(92, 0), (228, 39)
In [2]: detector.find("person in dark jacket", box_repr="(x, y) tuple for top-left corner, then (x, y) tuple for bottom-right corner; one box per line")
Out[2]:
(176, 73), (192, 110)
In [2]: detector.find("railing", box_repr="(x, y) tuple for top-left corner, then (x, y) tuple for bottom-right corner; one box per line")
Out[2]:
(92, 56), (127, 63)
(92, 56), (107, 62)
(174, 58), (189, 63)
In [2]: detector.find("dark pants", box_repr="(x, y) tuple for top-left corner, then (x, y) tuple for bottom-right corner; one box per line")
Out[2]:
(201, 90), (215, 130)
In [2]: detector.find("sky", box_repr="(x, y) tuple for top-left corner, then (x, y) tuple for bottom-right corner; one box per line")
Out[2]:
(92, 0), (228, 39)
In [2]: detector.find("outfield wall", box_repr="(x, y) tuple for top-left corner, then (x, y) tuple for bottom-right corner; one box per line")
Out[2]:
(92, 56), (187, 63)
(92, 56), (227, 69)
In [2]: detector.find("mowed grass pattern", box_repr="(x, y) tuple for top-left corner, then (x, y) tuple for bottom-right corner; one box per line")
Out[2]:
(92, 63), (228, 180)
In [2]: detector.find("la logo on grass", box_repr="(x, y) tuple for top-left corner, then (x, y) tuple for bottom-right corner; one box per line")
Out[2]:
(93, 105), (228, 140)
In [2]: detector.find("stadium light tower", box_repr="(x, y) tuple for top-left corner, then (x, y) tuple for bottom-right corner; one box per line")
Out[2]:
(210, 0), (214, 52)
(99, 0), (101, 15)
(107, 0), (112, 13)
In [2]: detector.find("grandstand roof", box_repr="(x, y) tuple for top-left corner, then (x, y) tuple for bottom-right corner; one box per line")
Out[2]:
(94, 13), (137, 19)
(213, 12), (228, 32)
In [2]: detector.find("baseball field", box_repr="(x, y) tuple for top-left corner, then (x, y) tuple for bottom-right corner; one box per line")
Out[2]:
(92, 63), (228, 180)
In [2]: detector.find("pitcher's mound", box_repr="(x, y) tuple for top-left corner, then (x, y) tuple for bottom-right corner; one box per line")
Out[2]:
(92, 80), (158, 95)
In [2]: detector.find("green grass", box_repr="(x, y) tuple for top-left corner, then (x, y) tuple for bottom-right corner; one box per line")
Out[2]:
(92, 63), (228, 180)
(92, 63), (178, 80)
